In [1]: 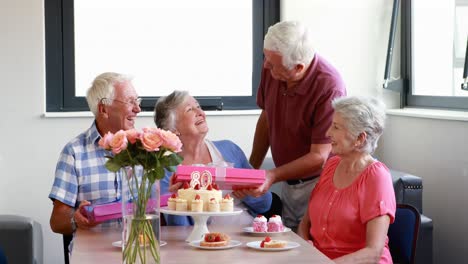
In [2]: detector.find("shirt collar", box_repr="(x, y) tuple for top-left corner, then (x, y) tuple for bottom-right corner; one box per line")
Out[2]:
(292, 53), (319, 95)
(87, 121), (102, 145)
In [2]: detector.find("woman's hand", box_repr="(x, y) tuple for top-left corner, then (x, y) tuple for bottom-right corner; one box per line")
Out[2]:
(169, 173), (183, 193)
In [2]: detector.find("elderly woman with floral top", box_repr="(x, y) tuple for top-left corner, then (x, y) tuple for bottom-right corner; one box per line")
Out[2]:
(298, 96), (396, 264)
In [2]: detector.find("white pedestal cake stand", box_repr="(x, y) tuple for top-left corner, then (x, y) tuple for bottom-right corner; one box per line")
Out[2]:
(160, 207), (242, 242)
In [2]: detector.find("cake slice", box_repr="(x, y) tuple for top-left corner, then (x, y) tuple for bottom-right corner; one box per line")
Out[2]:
(200, 232), (230, 247)
(260, 236), (287, 248)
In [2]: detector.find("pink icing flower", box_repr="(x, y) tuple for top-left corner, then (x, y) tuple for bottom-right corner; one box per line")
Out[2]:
(159, 129), (183, 153)
(140, 128), (163, 152)
(109, 130), (128, 154)
(98, 132), (113, 150)
(125, 129), (140, 144)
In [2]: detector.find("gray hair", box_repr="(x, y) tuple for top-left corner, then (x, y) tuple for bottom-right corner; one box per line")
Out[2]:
(332, 96), (386, 154)
(86, 72), (132, 116)
(264, 21), (316, 70)
(154, 90), (190, 131)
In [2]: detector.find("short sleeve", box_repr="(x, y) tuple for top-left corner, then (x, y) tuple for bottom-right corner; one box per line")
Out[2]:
(48, 145), (79, 207)
(359, 162), (396, 224)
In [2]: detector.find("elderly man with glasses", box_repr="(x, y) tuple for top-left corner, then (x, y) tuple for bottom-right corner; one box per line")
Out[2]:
(48, 72), (141, 256)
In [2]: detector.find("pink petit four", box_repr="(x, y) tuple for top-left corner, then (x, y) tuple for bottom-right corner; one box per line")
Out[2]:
(253, 215), (268, 232)
(267, 215), (284, 232)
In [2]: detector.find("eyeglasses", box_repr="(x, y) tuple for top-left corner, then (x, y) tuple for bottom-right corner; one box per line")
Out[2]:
(100, 97), (142, 107)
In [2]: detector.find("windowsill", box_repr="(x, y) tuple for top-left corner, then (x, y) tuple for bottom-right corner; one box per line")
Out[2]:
(43, 109), (262, 118)
(387, 108), (468, 121)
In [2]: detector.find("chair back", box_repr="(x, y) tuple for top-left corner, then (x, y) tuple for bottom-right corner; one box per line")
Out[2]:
(0, 215), (43, 264)
(388, 204), (420, 264)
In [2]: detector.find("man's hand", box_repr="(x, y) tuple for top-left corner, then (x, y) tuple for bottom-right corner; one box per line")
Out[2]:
(74, 200), (99, 230)
(242, 170), (275, 197)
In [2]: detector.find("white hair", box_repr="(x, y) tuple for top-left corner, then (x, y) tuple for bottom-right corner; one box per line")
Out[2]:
(264, 21), (316, 70)
(85, 72), (132, 116)
(154, 90), (190, 131)
(332, 96), (386, 154)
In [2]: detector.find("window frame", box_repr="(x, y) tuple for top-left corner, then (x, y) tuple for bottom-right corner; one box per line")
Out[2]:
(44, 0), (279, 112)
(395, 0), (468, 110)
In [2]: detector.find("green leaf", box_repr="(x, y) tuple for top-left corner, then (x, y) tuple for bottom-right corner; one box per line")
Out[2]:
(166, 153), (183, 167)
(155, 166), (165, 180)
(147, 169), (157, 183)
(166, 165), (177, 172)
(105, 160), (122, 172)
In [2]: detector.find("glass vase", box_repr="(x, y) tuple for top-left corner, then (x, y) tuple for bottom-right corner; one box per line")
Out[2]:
(121, 166), (161, 264)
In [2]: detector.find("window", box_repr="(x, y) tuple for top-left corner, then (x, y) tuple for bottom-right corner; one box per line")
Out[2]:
(385, 0), (468, 110)
(45, 0), (279, 112)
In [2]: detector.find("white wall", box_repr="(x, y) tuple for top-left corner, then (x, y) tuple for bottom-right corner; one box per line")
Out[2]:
(1, 0), (464, 263)
(380, 116), (468, 263)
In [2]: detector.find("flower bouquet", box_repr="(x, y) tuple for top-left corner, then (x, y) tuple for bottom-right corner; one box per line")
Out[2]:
(99, 127), (183, 264)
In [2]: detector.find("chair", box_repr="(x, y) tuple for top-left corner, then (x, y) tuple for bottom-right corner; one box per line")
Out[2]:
(63, 234), (73, 264)
(262, 192), (283, 219)
(388, 204), (420, 264)
(391, 170), (433, 264)
(0, 215), (43, 264)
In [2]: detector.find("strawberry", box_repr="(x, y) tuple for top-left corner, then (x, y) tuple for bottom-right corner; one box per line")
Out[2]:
(264, 236), (271, 242)
(204, 233), (215, 242)
(256, 214), (263, 218)
(260, 241), (265, 248)
(214, 235), (221, 242)
(170, 193), (177, 199)
(224, 193), (231, 199)
(210, 198), (216, 202)
(195, 194), (201, 200)
(206, 184), (213, 190)
(183, 182), (190, 189)
(212, 183), (219, 190)
(194, 183), (200, 190)
(272, 214), (277, 217)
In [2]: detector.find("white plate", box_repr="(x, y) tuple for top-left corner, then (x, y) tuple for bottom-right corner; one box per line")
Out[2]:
(242, 226), (292, 236)
(161, 207), (243, 217)
(189, 240), (242, 250)
(112, 240), (167, 248)
(246, 241), (300, 251)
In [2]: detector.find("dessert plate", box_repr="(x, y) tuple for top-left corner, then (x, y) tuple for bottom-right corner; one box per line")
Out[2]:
(189, 240), (242, 250)
(242, 226), (292, 235)
(112, 240), (167, 248)
(246, 241), (300, 251)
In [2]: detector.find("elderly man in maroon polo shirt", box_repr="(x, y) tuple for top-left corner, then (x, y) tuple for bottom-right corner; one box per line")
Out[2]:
(247, 21), (347, 231)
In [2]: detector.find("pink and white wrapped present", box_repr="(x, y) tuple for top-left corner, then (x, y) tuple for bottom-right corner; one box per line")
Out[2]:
(174, 165), (265, 190)
(81, 194), (171, 223)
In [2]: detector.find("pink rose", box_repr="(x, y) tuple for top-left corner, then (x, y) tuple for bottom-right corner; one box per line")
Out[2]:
(159, 129), (183, 153)
(109, 130), (128, 154)
(140, 128), (163, 152)
(98, 132), (113, 150)
(125, 129), (140, 144)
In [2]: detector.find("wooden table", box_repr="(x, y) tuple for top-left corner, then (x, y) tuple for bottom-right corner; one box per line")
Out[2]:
(72, 225), (333, 264)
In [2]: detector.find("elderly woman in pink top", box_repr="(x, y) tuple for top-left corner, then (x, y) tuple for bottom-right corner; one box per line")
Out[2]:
(298, 96), (396, 264)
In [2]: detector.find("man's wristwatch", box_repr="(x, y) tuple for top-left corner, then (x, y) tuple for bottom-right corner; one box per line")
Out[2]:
(71, 213), (77, 232)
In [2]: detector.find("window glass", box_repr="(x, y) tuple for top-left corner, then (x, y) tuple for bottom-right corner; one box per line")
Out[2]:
(74, 0), (252, 97)
(411, 0), (468, 97)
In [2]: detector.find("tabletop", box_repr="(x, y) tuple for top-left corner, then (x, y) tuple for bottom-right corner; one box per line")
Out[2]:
(71, 224), (333, 264)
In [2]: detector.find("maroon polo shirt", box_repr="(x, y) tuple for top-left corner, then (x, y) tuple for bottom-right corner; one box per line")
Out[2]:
(257, 54), (346, 171)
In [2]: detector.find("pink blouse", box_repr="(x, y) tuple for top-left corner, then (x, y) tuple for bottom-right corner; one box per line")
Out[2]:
(309, 156), (396, 263)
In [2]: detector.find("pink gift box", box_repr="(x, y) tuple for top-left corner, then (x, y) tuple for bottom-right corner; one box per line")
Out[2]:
(81, 194), (171, 223)
(174, 165), (265, 190)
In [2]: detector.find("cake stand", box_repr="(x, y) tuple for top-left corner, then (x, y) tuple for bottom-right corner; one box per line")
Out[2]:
(160, 207), (242, 242)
